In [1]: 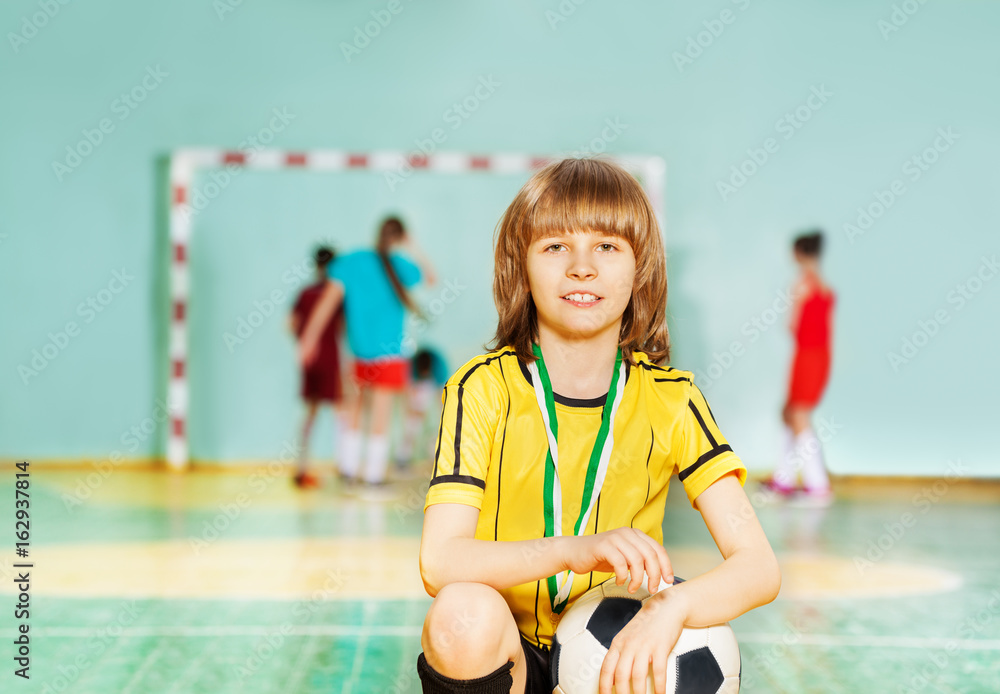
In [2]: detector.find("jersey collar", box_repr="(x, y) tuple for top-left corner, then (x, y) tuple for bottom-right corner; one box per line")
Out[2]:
(516, 354), (630, 408)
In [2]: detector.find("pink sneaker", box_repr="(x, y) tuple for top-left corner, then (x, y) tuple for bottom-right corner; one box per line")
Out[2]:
(759, 479), (795, 496)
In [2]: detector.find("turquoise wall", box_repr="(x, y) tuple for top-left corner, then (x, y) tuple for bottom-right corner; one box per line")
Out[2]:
(3, 0), (998, 476)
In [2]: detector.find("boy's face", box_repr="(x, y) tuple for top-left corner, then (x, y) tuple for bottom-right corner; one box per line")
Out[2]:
(526, 229), (636, 343)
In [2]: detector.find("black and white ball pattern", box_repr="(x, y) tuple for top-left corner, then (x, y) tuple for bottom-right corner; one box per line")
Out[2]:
(550, 578), (740, 694)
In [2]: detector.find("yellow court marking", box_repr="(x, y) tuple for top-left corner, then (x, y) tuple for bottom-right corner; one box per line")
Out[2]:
(663, 548), (963, 600)
(40, 469), (425, 511)
(4, 542), (960, 600)
(9, 539), (424, 600)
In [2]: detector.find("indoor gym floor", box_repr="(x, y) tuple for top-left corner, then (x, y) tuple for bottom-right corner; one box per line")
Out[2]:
(3, 467), (999, 694)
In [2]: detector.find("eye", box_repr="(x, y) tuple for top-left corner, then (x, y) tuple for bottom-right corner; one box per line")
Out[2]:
(545, 243), (565, 252)
(598, 243), (617, 252)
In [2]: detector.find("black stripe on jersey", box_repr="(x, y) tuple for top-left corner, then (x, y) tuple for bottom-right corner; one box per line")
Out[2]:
(457, 349), (517, 388)
(678, 444), (734, 481)
(688, 400), (718, 448)
(588, 493), (602, 591)
(632, 424), (654, 528)
(704, 399), (719, 427)
(432, 388), (448, 482)
(635, 361), (675, 375)
(495, 360), (511, 541)
(428, 474), (487, 489)
(452, 393), (464, 475)
(634, 359), (689, 383)
(533, 580), (541, 647)
(451, 350), (516, 477)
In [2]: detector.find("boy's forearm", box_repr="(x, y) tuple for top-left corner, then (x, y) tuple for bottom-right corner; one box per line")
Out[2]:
(421, 535), (570, 596)
(651, 545), (780, 627)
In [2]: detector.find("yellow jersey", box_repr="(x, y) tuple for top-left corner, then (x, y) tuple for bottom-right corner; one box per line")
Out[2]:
(424, 347), (746, 648)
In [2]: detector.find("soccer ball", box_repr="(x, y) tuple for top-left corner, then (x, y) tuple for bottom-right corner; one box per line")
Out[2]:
(551, 578), (740, 694)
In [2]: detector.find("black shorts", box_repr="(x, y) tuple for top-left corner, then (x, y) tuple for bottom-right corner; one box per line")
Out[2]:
(520, 636), (552, 694)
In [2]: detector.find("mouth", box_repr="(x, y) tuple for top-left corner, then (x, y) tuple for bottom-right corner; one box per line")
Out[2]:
(561, 292), (603, 307)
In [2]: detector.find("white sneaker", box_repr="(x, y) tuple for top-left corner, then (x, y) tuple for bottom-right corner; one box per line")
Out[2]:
(787, 488), (834, 508)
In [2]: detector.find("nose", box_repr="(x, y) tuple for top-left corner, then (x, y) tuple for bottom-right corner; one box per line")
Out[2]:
(567, 249), (596, 281)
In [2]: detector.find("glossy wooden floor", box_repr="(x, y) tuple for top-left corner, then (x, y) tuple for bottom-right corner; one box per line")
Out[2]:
(3, 466), (999, 693)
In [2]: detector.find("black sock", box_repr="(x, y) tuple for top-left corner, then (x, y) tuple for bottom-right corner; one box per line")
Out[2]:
(416, 652), (513, 694)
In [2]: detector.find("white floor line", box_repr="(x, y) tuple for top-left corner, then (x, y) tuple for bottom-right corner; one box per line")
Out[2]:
(7, 626), (1000, 651)
(167, 627), (224, 694)
(282, 633), (321, 694)
(119, 642), (167, 694)
(736, 632), (1000, 650)
(342, 601), (375, 694)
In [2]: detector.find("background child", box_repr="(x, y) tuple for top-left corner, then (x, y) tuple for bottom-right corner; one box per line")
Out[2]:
(299, 217), (436, 486)
(394, 346), (449, 474)
(764, 230), (836, 504)
(417, 159), (780, 694)
(288, 246), (344, 488)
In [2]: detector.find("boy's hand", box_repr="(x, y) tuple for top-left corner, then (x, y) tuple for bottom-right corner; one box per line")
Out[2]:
(599, 587), (687, 694)
(566, 528), (673, 595)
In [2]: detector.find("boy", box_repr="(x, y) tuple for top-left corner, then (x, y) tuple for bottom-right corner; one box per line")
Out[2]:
(418, 159), (780, 694)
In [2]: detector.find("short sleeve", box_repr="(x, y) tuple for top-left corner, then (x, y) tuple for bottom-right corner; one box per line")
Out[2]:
(391, 254), (422, 288)
(674, 382), (747, 506)
(291, 290), (306, 318)
(424, 383), (498, 511)
(328, 255), (349, 286)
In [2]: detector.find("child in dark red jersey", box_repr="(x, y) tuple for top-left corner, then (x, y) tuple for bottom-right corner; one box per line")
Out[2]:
(289, 246), (346, 488)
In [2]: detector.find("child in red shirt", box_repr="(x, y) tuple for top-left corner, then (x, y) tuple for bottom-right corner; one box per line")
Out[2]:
(289, 247), (346, 488)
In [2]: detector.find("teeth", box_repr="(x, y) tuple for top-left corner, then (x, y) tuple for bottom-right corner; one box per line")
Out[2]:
(564, 293), (599, 303)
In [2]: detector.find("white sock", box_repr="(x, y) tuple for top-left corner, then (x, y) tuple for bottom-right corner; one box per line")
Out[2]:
(396, 413), (423, 463)
(363, 434), (390, 484)
(772, 426), (798, 489)
(796, 428), (830, 492)
(339, 427), (362, 479)
(297, 434), (309, 475)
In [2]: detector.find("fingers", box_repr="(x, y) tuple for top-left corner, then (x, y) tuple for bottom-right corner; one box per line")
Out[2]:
(610, 552), (630, 589)
(651, 645), (668, 694)
(591, 529), (673, 595)
(636, 532), (674, 589)
(631, 655), (649, 694)
(599, 643), (619, 694)
(612, 643), (641, 694)
(617, 530), (669, 594)
(616, 539), (645, 592)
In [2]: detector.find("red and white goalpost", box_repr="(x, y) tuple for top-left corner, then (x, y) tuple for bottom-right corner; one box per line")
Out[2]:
(166, 148), (666, 470)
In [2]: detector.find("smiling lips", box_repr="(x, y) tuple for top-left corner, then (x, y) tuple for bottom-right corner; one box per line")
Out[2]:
(561, 292), (602, 307)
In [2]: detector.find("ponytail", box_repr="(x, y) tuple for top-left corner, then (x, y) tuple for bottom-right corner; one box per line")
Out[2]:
(376, 217), (421, 315)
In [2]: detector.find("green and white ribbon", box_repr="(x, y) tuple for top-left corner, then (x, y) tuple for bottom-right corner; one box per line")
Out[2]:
(528, 344), (626, 614)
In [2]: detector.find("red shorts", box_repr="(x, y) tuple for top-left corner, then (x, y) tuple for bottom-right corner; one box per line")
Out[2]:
(787, 347), (831, 408)
(353, 357), (411, 390)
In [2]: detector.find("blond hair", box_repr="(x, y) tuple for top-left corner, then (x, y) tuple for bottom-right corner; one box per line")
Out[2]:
(486, 158), (670, 366)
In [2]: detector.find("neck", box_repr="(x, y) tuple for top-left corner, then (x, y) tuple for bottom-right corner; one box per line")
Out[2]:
(800, 260), (820, 278)
(535, 323), (621, 400)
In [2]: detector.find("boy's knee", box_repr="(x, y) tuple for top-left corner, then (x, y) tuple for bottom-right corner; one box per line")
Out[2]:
(422, 583), (514, 667)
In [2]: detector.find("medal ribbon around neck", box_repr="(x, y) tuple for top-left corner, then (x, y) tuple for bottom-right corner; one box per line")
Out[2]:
(528, 344), (626, 614)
